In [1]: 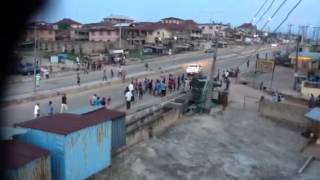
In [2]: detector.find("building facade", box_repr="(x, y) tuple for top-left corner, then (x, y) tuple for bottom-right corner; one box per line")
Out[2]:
(25, 22), (55, 41)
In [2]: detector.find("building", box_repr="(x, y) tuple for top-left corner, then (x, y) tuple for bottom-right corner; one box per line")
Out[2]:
(84, 22), (120, 42)
(198, 22), (231, 39)
(53, 18), (82, 30)
(70, 29), (89, 41)
(25, 21), (55, 42)
(103, 14), (134, 24)
(237, 23), (257, 35)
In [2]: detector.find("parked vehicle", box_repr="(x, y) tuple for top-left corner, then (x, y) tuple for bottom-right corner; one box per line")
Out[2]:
(204, 48), (215, 53)
(16, 63), (40, 75)
(186, 64), (202, 75)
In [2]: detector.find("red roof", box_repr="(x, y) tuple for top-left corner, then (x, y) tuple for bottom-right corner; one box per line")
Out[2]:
(16, 109), (125, 135)
(129, 21), (200, 31)
(83, 108), (125, 120)
(161, 17), (183, 21)
(55, 18), (81, 25)
(83, 22), (115, 31)
(0, 140), (49, 169)
(238, 23), (255, 29)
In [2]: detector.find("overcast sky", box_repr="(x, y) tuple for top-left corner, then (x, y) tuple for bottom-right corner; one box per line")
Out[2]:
(36, 0), (320, 35)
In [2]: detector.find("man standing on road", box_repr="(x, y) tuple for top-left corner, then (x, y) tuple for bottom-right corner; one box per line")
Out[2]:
(77, 73), (80, 86)
(34, 103), (40, 118)
(110, 68), (114, 78)
(247, 59), (250, 68)
(125, 90), (133, 110)
(102, 67), (107, 81)
(60, 94), (68, 113)
(47, 101), (54, 116)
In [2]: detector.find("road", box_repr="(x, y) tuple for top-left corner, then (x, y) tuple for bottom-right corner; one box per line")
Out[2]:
(4, 45), (260, 97)
(0, 45), (282, 126)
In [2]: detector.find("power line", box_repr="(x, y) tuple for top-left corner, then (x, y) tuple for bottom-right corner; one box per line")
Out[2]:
(251, 0), (269, 23)
(259, 0), (288, 30)
(255, 0), (276, 26)
(272, 0), (303, 33)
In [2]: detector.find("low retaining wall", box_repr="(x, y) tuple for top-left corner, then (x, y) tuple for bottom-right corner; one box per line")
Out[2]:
(259, 98), (310, 130)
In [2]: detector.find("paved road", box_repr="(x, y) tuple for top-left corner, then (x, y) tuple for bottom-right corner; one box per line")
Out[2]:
(4, 46), (259, 97)
(0, 45), (281, 126)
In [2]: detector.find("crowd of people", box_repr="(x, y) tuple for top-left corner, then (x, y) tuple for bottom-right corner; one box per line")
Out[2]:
(308, 94), (320, 108)
(33, 94), (69, 118)
(123, 73), (191, 110)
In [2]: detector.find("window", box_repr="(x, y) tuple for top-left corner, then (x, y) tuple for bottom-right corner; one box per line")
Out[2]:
(107, 31), (111, 35)
(201, 26), (205, 30)
(209, 26), (213, 30)
(48, 30), (52, 35)
(100, 31), (103, 36)
(92, 31), (95, 36)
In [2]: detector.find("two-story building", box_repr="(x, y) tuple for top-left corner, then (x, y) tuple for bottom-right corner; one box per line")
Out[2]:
(54, 18), (87, 41)
(198, 22), (231, 40)
(84, 22), (120, 42)
(25, 21), (55, 42)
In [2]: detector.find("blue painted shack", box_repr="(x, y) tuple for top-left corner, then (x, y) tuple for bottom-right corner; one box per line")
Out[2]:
(0, 139), (51, 180)
(70, 106), (126, 154)
(15, 112), (112, 180)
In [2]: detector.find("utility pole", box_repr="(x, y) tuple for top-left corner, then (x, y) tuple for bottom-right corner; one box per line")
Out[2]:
(293, 35), (301, 90)
(288, 24), (294, 40)
(33, 24), (37, 92)
(119, 26), (122, 49)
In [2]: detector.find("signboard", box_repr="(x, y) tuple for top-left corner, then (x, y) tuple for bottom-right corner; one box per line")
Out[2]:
(256, 60), (275, 72)
(50, 56), (59, 63)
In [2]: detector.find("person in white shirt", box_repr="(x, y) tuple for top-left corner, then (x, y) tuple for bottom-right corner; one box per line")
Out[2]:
(128, 82), (134, 92)
(125, 91), (133, 110)
(34, 103), (40, 118)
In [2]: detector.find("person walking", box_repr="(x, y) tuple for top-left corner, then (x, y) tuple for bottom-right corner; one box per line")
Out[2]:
(177, 75), (181, 90)
(309, 94), (315, 108)
(60, 94), (68, 113)
(107, 97), (111, 106)
(102, 67), (107, 81)
(246, 59), (250, 68)
(225, 78), (230, 91)
(90, 94), (97, 106)
(125, 90), (133, 110)
(145, 62), (149, 71)
(34, 103), (40, 118)
(101, 97), (106, 108)
(47, 101), (54, 116)
(138, 82), (143, 100)
(110, 68), (114, 78)
(95, 97), (101, 106)
(77, 73), (80, 86)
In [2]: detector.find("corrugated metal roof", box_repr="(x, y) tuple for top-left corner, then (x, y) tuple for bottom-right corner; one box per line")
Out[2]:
(305, 107), (320, 122)
(83, 108), (126, 120)
(16, 109), (125, 135)
(0, 140), (49, 169)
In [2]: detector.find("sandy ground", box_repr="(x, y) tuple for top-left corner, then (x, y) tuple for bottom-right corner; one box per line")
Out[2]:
(90, 83), (319, 180)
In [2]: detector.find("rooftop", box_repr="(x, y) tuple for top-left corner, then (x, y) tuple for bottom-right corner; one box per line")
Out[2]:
(104, 14), (134, 21)
(16, 109), (125, 135)
(0, 140), (49, 169)
(55, 18), (81, 25)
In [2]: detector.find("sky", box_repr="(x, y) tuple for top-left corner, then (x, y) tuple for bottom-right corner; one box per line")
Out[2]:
(36, 0), (320, 35)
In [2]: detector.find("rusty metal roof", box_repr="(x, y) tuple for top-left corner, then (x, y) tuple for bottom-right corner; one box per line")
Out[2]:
(16, 109), (125, 135)
(0, 140), (49, 169)
(83, 108), (126, 120)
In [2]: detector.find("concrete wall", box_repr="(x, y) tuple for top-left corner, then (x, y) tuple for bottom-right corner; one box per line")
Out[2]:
(126, 105), (182, 147)
(38, 41), (112, 55)
(259, 98), (310, 129)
